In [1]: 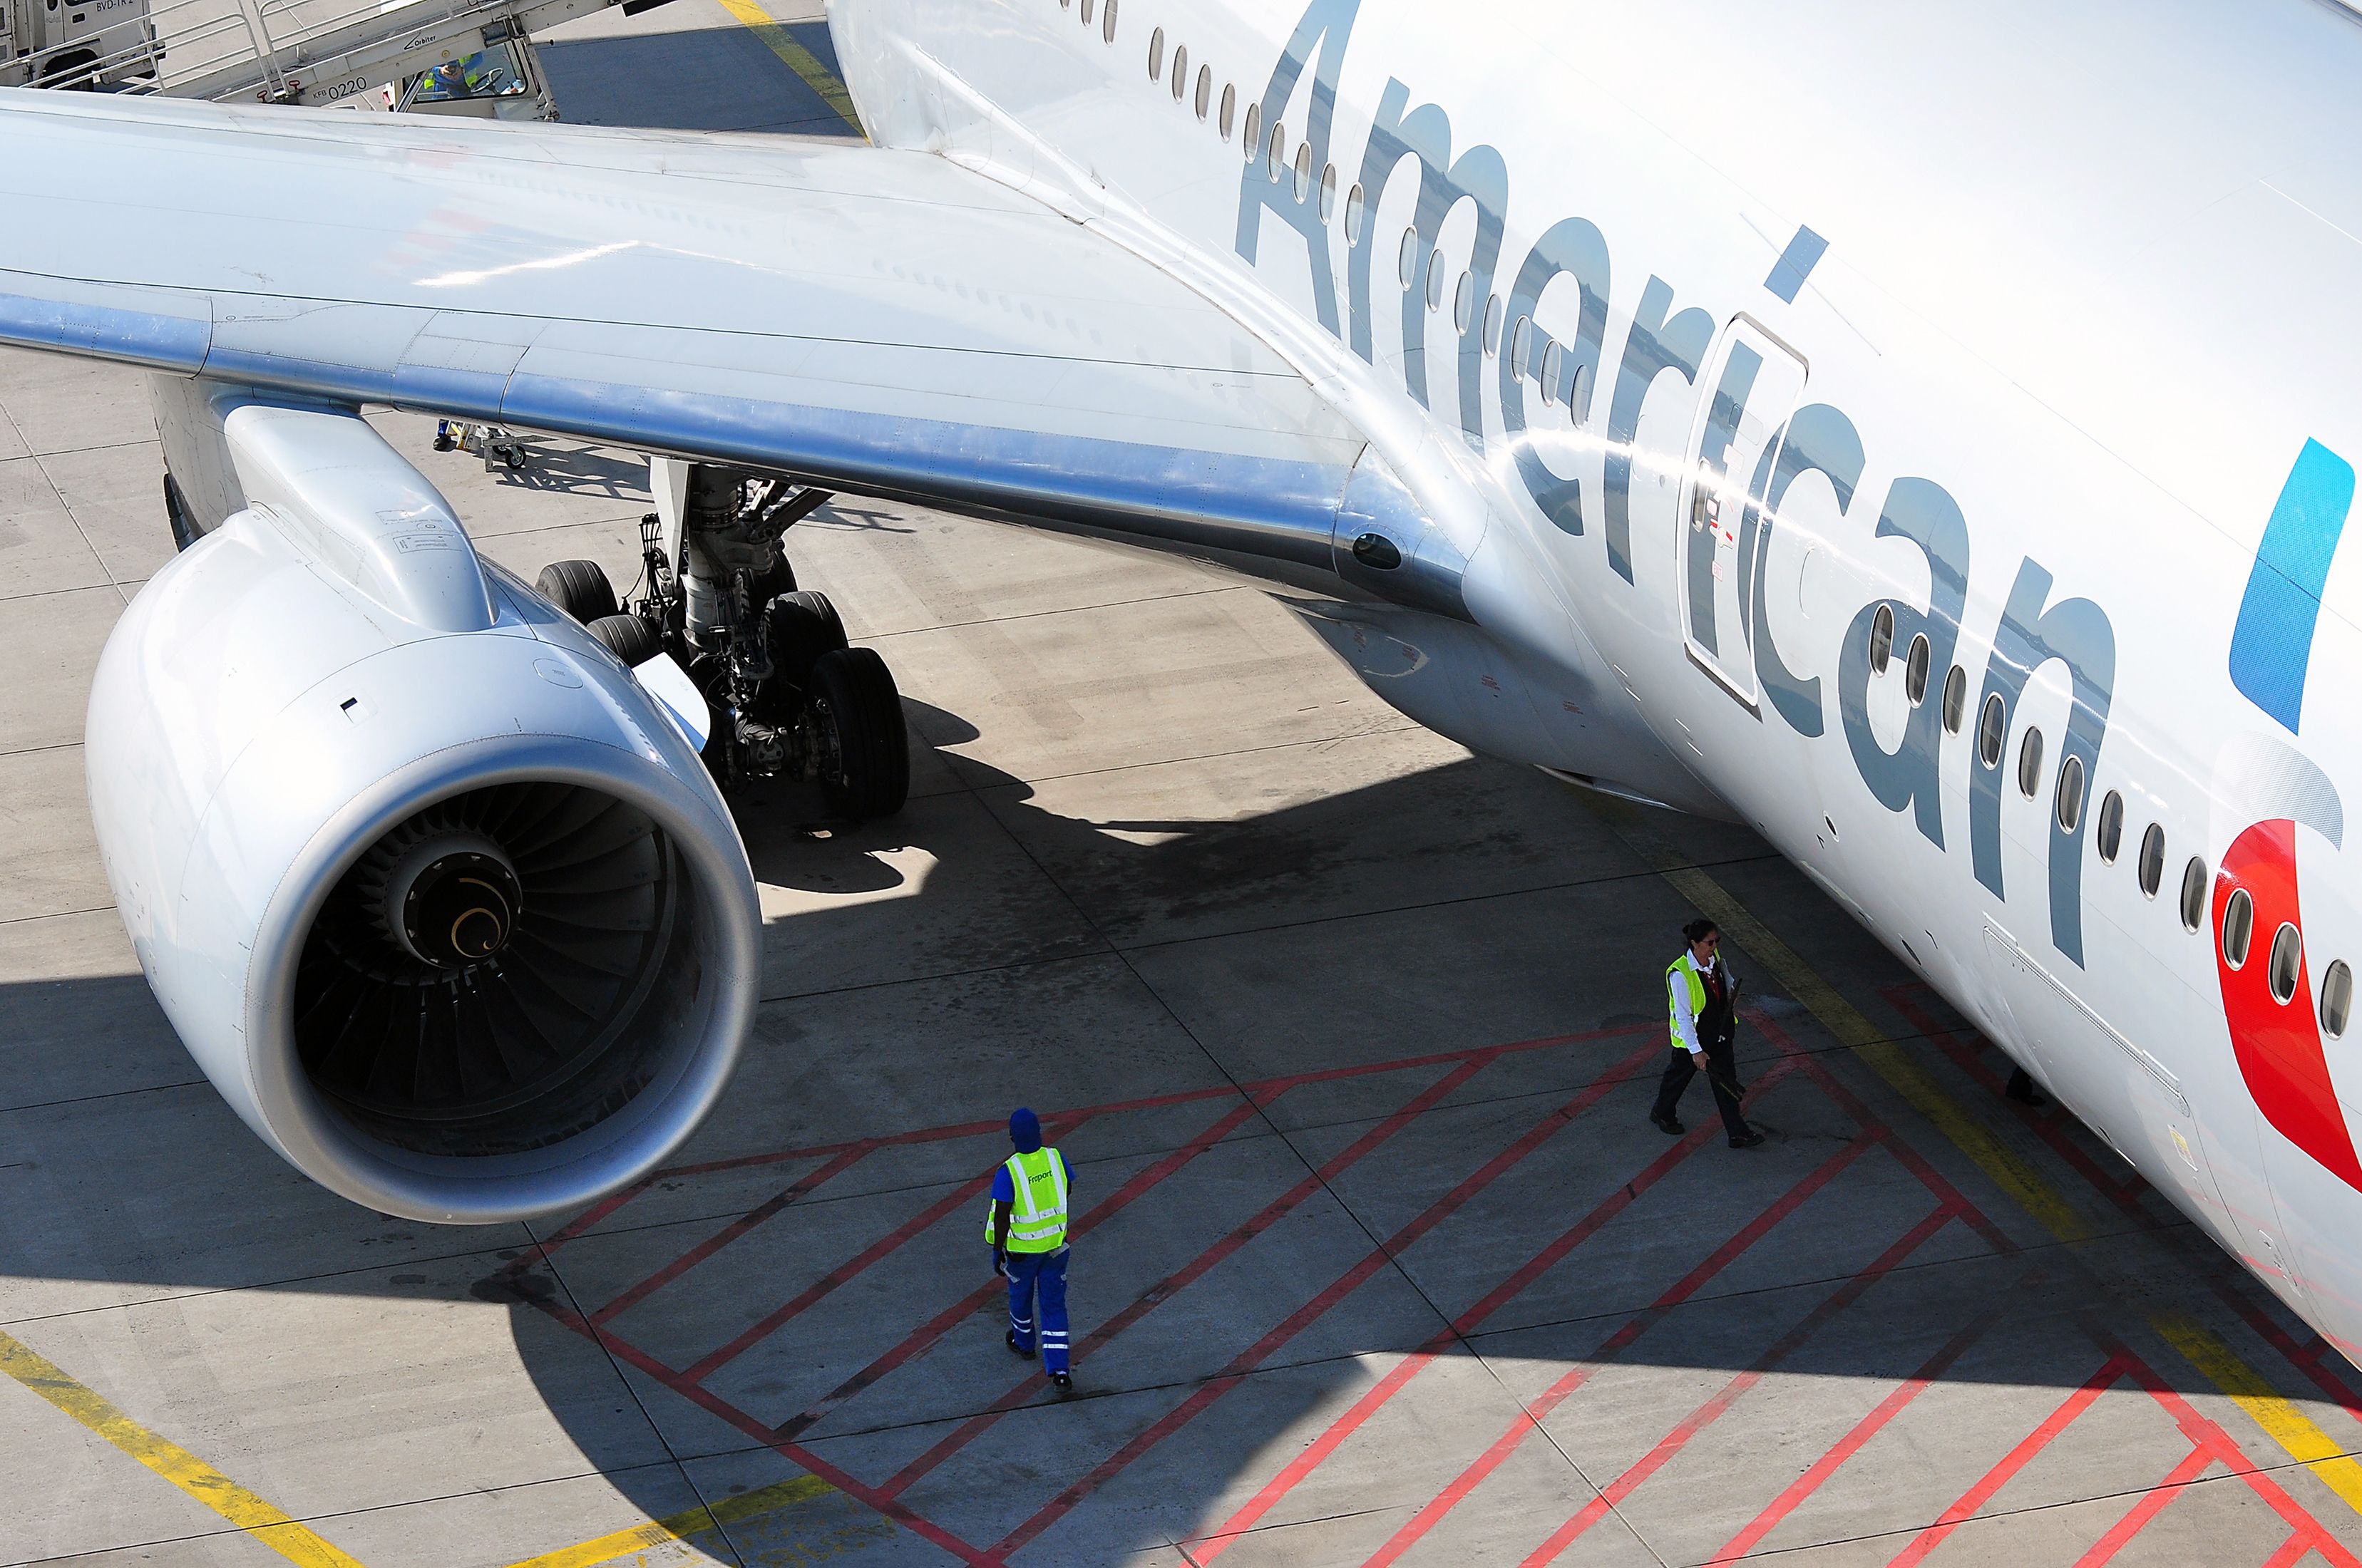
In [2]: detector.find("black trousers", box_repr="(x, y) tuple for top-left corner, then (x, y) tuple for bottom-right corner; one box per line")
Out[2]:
(1650, 1039), (1749, 1137)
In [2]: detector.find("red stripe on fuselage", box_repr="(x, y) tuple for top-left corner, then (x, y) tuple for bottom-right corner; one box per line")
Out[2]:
(2217, 820), (2362, 1190)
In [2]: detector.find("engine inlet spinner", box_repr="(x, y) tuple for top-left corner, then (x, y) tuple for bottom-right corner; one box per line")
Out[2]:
(372, 830), (522, 969)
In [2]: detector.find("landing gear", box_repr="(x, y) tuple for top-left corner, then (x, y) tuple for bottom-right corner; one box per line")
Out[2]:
(532, 469), (909, 822)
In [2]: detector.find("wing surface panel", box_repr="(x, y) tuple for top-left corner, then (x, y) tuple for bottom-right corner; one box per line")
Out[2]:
(0, 90), (1367, 565)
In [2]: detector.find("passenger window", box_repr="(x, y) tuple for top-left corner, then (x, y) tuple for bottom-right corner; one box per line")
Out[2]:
(2222, 885), (2254, 966)
(1293, 143), (1313, 201)
(1541, 339), (1563, 404)
(2138, 824), (2165, 898)
(1318, 164), (1337, 222)
(1218, 83), (1235, 140)
(1867, 603), (1894, 676)
(1343, 182), (1365, 244)
(2095, 789), (2124, 862)
(2016, 727), (2044, 799)
(1195, 64), (1211, 118)
(1976, 693), (2006, 768)
(2269, 922), (2303, 1004)
(1102, 0), (1117, 42)
(1397, 228), (1418, 289)
(1425, 249), (1446, 310)
(1170, 45), (1187, 99)
(1241, 102), (1259, 160)
(1482, 294), (1501, 356)
(1510, 316), (1533, 379)
(2184, 860), (2213, 934)
(1148, 26), (1164, 80)
(2055, 753), (2085, 833)
(1941, 665), (1967, 734)
(1904, 632), (1931, 704)
(2324, 959), (2353, 1038)
(1267, 120), (1286, 180)
(1079, 0), (1092, 21)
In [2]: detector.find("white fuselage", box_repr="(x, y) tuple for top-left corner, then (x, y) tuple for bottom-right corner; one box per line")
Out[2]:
(831, 0), (2362, 1358)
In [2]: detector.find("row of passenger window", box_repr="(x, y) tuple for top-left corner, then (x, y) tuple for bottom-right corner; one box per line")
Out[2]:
(1059, 0), (1119, 44)
(1862, 604), (2353, 1038)
(1141, 24), (1578, 413)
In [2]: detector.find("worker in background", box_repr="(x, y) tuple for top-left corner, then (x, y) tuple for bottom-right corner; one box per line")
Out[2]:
(1650, 917), (1766, 1149)
(987, 1107), (1074, 1392)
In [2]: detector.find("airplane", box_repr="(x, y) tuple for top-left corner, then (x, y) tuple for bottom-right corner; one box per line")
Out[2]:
(4, 0), (2361, 1366)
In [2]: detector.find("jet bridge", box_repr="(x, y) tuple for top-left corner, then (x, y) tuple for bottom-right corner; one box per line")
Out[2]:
(2, 0), (663, 117)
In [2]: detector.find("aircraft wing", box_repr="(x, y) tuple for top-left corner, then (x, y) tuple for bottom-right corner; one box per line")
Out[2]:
(0, 88), (1380, 577)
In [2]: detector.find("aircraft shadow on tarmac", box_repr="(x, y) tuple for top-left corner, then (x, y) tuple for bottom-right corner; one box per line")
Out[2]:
(0, 698), (2333, 1564)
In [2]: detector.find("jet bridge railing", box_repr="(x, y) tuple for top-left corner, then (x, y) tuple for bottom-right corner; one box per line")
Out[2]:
(8, 0), (629, 113)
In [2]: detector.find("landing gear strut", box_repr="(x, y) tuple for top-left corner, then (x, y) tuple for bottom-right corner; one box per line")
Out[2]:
(533, 465), (910, 822)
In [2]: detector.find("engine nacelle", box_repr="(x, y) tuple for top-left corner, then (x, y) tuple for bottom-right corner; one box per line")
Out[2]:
(87, 401), (761, 1224)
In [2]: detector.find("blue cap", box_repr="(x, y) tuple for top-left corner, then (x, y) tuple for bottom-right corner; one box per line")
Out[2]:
(1009, 1106), (1042, 1153)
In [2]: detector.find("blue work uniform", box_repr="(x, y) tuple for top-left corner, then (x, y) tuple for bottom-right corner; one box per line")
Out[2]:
(991, 1148), (1074, 1373)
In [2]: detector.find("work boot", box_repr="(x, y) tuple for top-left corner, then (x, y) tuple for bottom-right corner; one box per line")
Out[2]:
(1729, 1129), (1766, 1149)
(1650, 1113), (1684, 1135)
(1007, 1330), (1033, 1358)
(1050, 1370), (1073, 1393)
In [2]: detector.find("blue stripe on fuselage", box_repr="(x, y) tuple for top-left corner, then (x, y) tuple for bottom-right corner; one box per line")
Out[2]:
(2231, 438), (2356, 734)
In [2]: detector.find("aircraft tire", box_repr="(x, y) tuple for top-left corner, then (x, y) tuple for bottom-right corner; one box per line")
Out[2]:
(761, 590), (847, 696)
(808, 646), (908, 821)
(587, 614), (662, 667)
(535, 559), (619, 624)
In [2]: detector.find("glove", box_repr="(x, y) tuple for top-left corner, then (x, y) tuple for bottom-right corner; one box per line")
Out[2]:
(992, 1247), (1007, 1278)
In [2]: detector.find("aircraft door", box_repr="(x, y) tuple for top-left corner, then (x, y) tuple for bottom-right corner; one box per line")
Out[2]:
(1983, 922), (2231, 1241)
(1675, 315), (1808, 711)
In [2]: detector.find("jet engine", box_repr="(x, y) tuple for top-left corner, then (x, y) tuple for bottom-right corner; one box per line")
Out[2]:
(88, 400), (761, 1224)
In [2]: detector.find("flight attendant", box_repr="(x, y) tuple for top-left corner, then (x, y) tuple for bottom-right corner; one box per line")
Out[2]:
(987, 1107), (1075, 1391)
(1650, 919), (1765, 1148)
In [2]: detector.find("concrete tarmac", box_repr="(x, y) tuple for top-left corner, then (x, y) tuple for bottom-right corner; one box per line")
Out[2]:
(6, 16), (2362, 1568)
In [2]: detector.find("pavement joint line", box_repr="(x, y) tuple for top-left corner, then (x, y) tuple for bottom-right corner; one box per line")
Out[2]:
(863, 581), (1240, 644)
(707, 0), (864, 136)
(497, 1468), (836, 1568)
(928, 715), (1422, 796)
(0, 739), (86, 762)
(0, 1327), (369, 1568)
(1591, 797), (2362, 1528)
(0, 899), (117, 924)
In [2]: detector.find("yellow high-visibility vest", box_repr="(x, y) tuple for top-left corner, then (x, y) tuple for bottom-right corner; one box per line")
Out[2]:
(1667, 952), (1712, 1047)
(983, 1147), (1069, 1253)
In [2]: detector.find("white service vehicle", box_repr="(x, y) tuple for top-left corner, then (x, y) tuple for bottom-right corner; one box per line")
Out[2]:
(0, 0), (157, 88)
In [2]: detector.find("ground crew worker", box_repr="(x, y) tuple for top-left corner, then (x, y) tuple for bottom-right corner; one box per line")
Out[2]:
(987, 1107), (1074, 1391)
(1649, 918), (1765, 1148)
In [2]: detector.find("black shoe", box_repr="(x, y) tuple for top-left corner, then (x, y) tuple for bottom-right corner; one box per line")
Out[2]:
(1006, 1331), (1033, 1358)
(1650, 1114), (1685, 1135)
(1729, 1129), (1766, 1149)
(1049, 1370), (1073, 1393)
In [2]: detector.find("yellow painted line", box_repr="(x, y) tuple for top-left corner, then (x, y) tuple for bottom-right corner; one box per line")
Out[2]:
(502, 1472), (835, 1568)
(1603, 808), (2087, 1242)
(0, 1329), (368, 1568)
(709, 0), (865, 138)
(2156, 1313), (2362, 1512)
(1588, 798), (2362, 1516)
